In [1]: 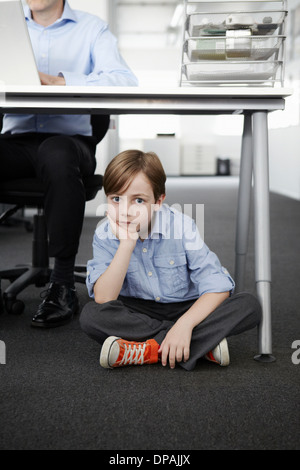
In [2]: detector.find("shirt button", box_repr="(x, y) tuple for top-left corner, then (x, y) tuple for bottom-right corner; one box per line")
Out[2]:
(155, 297), (161, 301)
(148, 271), (152, 277)
(142, 248), (147, 253)
(169, 260), (175, 265)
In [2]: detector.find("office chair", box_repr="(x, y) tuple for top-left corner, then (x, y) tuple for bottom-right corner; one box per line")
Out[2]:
(0, 114), (109, 314)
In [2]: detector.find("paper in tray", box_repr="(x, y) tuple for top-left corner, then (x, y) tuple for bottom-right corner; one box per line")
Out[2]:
(187, 11), (286, 37)
(186, 35), (283, 61)
(183, 61), (281, 83)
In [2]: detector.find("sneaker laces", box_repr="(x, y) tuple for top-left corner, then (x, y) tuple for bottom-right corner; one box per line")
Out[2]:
(120, 342), (147, 366)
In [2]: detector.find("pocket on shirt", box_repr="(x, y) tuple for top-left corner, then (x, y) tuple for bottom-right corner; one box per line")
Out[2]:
(153, 253), (190, 296)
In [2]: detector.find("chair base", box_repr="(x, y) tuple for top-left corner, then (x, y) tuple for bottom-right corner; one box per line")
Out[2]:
(0, 264), (88, 314)
(0, 147), (104, 315)
(1, 265), (51, 314)
(0, 208), (88, 314)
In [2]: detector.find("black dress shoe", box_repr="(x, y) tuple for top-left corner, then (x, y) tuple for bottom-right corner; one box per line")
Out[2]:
(31, 282), (79, 328)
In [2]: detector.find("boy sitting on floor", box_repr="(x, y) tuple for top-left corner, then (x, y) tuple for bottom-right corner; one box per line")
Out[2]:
(80, 150), (261, 370)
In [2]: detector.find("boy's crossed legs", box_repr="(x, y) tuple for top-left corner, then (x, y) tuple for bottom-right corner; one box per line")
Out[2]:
(80, 292), (261, 371)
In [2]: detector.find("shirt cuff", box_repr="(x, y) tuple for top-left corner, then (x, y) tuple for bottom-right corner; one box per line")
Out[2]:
(198, 273), (235, 297)
(58, 71), (87, 87)
(86, 264), (109, 298)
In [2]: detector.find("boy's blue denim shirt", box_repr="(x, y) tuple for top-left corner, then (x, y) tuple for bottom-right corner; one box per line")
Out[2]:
(86, 205), (235, 303)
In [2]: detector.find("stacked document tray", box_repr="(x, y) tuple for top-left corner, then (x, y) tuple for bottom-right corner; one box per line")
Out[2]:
(180, 0), (288, 86)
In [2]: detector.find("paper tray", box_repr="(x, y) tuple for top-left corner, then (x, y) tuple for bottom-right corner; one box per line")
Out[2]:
(187, 10), (286, 37)
(182, 61), (282, 83)
(185, 36), (284, 61)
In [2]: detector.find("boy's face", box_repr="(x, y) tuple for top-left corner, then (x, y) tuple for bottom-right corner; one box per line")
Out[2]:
(107, 171), (165, 239)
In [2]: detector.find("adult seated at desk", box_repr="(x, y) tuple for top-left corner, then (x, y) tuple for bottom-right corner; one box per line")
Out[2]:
(0, 0), (138, 328)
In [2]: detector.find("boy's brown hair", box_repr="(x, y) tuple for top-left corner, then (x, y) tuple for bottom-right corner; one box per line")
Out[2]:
(103, 150), (166, 202)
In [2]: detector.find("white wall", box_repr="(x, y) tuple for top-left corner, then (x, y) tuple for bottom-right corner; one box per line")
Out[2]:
(269, 126), (300, 199)
(267, 0), (300, 200)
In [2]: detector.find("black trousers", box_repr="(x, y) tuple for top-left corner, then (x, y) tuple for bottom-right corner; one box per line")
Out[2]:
(0, 132), (97, 258)
(80, 292), (262, 370)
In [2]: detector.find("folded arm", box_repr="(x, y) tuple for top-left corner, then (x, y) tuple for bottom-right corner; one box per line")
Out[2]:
(93, 216), (138, 304)
(58, 27), (138, 87)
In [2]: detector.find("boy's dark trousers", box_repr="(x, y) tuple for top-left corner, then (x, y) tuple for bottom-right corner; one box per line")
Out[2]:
(80, 292), (262, 370)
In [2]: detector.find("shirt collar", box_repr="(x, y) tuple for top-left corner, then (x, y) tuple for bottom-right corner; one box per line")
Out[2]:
(61, 0), (78, 22)
(24, 0), (77, 24)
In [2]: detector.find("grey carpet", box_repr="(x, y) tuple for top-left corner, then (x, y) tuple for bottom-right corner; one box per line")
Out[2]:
(0, 178), (299, 450)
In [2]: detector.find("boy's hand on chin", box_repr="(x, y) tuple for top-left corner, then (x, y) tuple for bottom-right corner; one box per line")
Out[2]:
(107, 214), (139, 247)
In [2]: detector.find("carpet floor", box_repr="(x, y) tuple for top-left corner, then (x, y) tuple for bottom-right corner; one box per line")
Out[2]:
(0, 177), (299, 450)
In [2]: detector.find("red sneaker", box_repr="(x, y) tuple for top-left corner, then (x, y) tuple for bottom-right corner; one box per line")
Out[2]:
(205, 338), (230, 366)
(100, 336), (159, 369)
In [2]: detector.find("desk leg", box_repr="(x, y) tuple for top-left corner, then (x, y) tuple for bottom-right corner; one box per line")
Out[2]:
(252, 111), (276, 363)
(235, 113), (253, 292)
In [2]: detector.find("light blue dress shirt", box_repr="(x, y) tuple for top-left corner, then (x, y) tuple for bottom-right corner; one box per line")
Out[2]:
(2, 1), (138, 136)
(86, 205), (235, 303)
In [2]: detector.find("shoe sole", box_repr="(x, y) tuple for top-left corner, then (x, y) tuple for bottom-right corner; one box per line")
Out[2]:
(100, 336), (120, 369)
(31, 305), (79, 328)
(31, 314), (74, 328)
(219, 338), (230, 366)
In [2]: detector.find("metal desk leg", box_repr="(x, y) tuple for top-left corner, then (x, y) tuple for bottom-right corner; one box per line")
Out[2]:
(235, 113), (253, 292)
(252, 111), (276, 362)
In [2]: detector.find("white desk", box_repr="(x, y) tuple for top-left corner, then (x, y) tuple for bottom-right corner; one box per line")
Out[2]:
(0, 85), (293, 362)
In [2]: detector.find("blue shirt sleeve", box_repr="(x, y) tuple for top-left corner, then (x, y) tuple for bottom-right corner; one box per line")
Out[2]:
(86, 229), (116, 298)
(59, 22), (138, 87)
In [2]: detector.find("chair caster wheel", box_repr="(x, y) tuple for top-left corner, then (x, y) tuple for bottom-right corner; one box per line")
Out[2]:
(5, 298), (25, 315)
